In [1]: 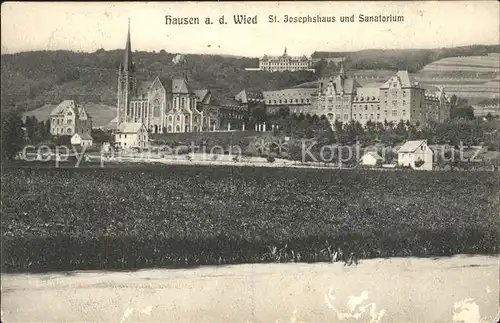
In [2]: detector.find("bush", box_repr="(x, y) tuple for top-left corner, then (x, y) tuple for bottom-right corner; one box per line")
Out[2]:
(414, 160), (425, 168)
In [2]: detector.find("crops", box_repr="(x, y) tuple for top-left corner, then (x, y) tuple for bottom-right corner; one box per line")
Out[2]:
(1, 165), (499, 272)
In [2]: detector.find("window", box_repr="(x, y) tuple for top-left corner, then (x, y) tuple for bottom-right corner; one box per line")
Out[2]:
(365, 105), (368, 110)
(344, 114), (348, 120)
(377, 113), (380, 119)
(392, 110), (398, 117)
(402, 110), (406, 116)
(168, 116), (172, 122)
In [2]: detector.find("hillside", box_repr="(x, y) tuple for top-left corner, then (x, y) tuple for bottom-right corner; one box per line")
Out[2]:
(1, 50), (315, 115)
(3, 44), (500, 120)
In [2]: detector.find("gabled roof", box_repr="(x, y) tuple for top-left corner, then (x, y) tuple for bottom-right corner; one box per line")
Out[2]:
(362, 152), (383, 160)
(331, 75), (362, 94)
(262, 88), (316, 100)
(397, 140), (428, 153)
(172, 78), (193, 94)
(380, 71), (417, 89)
(80, 133), (93, 140)
(194, 89), (211, 103)
(117, 122), (145, 133)
(135, 81), (153, 98)
(50, 100), (79, 116)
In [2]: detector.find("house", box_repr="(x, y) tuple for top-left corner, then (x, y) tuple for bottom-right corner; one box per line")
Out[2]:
(360, 152), (383, 166)
(397, 140), (433, 170)
(115, 122), (149, 150)
(71, 133), (93, 147)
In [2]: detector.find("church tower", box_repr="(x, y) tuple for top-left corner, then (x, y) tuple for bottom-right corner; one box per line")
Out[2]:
(117, 19), (137, 126)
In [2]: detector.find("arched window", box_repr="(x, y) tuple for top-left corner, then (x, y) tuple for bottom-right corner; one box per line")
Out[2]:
(167, 125), (172, 132)
(194, 116), (198, 122)
(193, 126), (198, 132)
(177, 115), (180, 121)
(175, 125), (180, 132)
(181, 97), (185, 109)
(67, 128), (71, 134)
(168, 115), (172, 122)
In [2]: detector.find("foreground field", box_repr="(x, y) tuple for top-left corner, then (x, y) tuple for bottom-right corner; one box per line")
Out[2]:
(1, 256), (498, 323)
(1, 165), (499, 272)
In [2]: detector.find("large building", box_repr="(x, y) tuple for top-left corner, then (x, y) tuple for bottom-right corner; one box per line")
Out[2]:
(117, 23), (204, 134)
(260, 65), (450, 127)
(116, 22), (252, 134)
(50, 100), (92, 136)
(258, 48), (314, 72)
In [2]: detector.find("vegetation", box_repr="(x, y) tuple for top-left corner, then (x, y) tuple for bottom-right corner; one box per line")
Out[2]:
(312, 45), (500, 72)
(1, 165), (498, 272)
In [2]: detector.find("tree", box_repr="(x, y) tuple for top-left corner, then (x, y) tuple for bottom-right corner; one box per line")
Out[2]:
(449, 94), (458, 108)
(1, 110), (25, 160)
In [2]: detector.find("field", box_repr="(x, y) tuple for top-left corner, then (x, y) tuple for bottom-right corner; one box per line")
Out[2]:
(1, 165), (499, 272)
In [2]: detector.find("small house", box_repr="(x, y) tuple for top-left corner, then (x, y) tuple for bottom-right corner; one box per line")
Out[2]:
(397, 140), (433, 170)
(360, 152), (383, 166)
(115, 123), (149, 150)
(71, 133), (93, 147)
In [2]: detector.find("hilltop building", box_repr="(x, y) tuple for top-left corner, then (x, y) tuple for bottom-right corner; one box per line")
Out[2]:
(50, 100), (92, 136)
(258, 47), (314, 72)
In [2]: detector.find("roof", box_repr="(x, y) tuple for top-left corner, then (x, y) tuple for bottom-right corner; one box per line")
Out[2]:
(262, 88), (316, 101)
(397, 140), (428, 153)
(380, 71), (418, 89)
(235, 89), (264, 103)
(50, 100), (78, 116)
(80, 133), (93, 140)
(362, 152), (383, 160)
(135, 81), (153, 98)
(117, 122), (145, 133)
(194, 89), (210, 102)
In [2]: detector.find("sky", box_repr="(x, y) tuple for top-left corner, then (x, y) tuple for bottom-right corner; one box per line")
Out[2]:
(1, 1), (499, 57)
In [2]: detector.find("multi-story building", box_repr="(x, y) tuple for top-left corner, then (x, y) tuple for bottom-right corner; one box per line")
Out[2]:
(263, 88), (316, 115)
(259, 48), (314, 72)
(50, 100), (92, 136)
(115, 122), (149, 150)
(273, 66), (451, 127)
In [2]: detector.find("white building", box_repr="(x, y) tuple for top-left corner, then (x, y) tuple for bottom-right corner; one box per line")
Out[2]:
(71, 133), (93, 147)
(360, 152), (383, 166)
(115, 122), (149, 150)
(397, 140), (433, 170)
(259, 47), (313, 72)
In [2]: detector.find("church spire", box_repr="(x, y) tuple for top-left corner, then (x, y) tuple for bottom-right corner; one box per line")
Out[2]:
(123, 18), (133, 73)
(284, 46), (287, 56)
(339, 63), (346, 78)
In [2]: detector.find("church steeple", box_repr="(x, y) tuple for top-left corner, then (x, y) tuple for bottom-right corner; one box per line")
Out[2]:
(284, 47), (287, 56)
(339, 63), (346, 78)
(123, 18), (133, 73)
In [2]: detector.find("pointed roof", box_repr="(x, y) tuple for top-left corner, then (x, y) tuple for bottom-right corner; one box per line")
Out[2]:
(397, 140), (429, 153)
(117, 122), (145, 133)
(361, 152), (383, 160)
(123, 19), (133, 73)
(50, 100), (79, 116)
(339, 63), (346, 78)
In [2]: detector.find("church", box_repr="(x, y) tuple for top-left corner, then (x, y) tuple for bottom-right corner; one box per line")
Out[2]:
(116, 22), (208, 134)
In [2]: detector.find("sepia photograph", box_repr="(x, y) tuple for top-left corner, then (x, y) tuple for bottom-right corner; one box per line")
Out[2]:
(1, 1), (499, 322)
